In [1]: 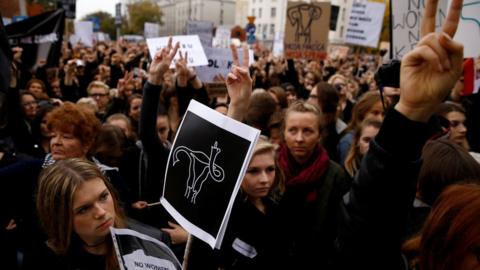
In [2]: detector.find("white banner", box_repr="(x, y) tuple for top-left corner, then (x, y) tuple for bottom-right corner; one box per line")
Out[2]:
(344, 1), (385, 48)
(196, 47), (254, 83)
(144, 22), (160, 39)
(146, 35), (208, 67)
(391, 0), (448, 59)
(74, 21), (94, 47)
(449, 0), (480, 58)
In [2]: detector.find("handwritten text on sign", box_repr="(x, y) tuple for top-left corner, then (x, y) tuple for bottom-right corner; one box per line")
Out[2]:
(344, 1), (385, 48)
(391, 0), (447, 59)
(146, 35), (208, 67)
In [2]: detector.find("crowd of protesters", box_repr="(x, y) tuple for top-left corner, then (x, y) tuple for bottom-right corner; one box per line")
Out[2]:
(1, 0), (480, 269)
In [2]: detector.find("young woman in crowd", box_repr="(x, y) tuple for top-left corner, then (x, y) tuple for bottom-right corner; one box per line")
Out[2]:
(35, 158), (180, 270)
(277, 101), (350, 269)
(435, 102), (470, 150)
(343, 118), (382, 178)
(337, 91), (385, 163)
(217, 137), (287, 270)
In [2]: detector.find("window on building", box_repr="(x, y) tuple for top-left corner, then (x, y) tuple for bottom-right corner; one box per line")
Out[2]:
(270, 24), (275, 35)
(259, 8), (262, 18)
(271, 7), (276, 17)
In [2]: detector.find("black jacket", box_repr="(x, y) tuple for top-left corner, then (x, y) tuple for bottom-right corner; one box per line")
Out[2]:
(335, 109), (436, 270)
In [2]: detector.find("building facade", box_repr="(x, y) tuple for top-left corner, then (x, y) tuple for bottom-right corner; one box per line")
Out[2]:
(155, 0), (236, 36)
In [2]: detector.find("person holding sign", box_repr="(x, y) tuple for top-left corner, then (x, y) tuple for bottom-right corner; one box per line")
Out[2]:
(35, 159), (180, 270)
(335, 0), (470, 269)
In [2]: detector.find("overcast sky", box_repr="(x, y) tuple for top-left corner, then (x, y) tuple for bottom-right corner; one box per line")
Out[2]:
(76, 0), (118, 20)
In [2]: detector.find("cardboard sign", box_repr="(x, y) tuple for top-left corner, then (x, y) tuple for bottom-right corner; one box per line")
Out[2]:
(327, 45), (350, 59)
(146, 35), (208, 67)
(187, 20), (213, 48)
(74, 21), (94, 47)
(391, 0), (448, 59)
(344, 1), (385, 48)
(284, 2), (331, 60)
(144, 22), (160, 39)
(196, 47), (254, 83)
(161, 100), (260, 249)
(449, 0), (480, 58)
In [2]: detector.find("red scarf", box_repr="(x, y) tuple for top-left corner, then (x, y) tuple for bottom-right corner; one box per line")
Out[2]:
(278, 143), (330, 202)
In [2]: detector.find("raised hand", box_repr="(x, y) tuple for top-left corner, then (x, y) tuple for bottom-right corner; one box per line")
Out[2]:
(396, 0), (464, 122)
(226, 43), (252, 121)
(148, 37), (180, 86)
(175, 50), (190, 87)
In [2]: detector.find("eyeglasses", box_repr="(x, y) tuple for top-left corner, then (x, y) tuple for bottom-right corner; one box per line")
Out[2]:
(90, 93), (108, 98)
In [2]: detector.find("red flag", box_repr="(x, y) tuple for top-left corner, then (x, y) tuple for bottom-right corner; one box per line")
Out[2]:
(462, 58), (476, 96)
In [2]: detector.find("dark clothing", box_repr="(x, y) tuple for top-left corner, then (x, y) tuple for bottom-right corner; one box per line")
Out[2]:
(278, 144), (351, 269)
(176, 81), (209, 117)
(335, 109), (436, 270)
(218, 198), (288, 270)
(35, 219), (178, 270)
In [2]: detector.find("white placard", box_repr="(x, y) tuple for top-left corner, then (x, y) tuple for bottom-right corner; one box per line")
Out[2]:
(449, 0), (480, 58)
(74, 21), (94, 47)
(146, 35), (208, 67)
(344, 1), (385, 48)
(213, 25), (232, 48)
(144, 22), (160, 39)
(391, 0), (448, 59)
(272, 31), (285, 57)
(196, 47), (254, 83)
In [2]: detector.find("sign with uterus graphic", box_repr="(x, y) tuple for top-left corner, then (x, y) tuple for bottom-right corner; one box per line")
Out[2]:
(161, 100), (260, 249)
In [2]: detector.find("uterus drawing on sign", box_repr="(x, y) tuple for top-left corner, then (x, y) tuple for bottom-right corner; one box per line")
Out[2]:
(287, 4), (322, 44)
(172, 141), (225, 204)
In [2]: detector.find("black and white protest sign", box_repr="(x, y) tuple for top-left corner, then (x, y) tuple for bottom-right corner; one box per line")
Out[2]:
(111, 228), (182, 270)
(391, 0), (448, 59)
(5, 9), (64, 70)
(344, 1), (385, 48)
(161, 100), (260, 249)
(146, 35), (208, 68)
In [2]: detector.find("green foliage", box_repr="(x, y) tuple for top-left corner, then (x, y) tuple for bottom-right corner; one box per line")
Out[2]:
(82, 11), (116, 40)
(122, 0), (163, 35)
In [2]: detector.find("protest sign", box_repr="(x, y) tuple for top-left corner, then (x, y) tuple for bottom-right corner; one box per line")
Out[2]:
(284, 2), (331, 60)
(146, 35), (208, 67)
(213, 25), (232, 48)
(161, 100), (260, 249)
(74, 21), (94, 47)
(187, 20), (213, 48)
(205, 82), (228, 98)
(344, 1), (385, 48)
(449, 0), (480, 58)
(58, 0), (76, 19)
(5, 9), (64, 70)
(111, 228), (182, 270)
(327, 45), (350, 59)
(391, 0), (448, 59)
(272, 31), (284, 57)
(144, 22), (160, 39)
(196, 47), (254, 83)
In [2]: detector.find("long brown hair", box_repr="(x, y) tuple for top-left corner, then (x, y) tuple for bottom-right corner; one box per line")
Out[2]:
(37, 159), (126, 269)
(403, 184), (480, 270)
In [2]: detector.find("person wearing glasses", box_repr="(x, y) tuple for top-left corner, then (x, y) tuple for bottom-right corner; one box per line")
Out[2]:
(87, 81), (111, 120)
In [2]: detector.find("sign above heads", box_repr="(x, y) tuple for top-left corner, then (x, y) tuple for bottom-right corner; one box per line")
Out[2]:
(58, 0), (76, 19)
(449, 0), (480, 58)
(344, 1), (385, 48)
(187, 20), (214, 48)
(284, 2), (331, 60)
(144, 22), (160, 39)
(146, 35), (208, 68)
(196, 47), (254, 83)
(391, 0), (448, 59)
(74, 21), (94, 47)
(161, 100), (260, 249)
